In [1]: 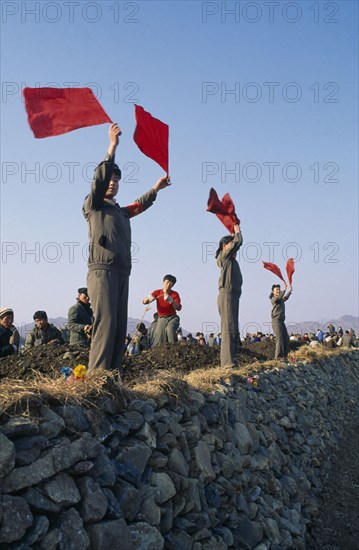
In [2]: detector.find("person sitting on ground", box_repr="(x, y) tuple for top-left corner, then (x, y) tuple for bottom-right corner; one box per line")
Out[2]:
(67, 287), (93, 347)
(134, 322), (150, 353)
(25, 311), (64, 349)
(340, 330), (355, 348)
(142, 275), (182, 345)
(207, 333), (216, 347)
(0, 307), (20, 357)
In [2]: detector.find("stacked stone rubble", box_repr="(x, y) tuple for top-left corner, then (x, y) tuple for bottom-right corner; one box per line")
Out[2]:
(0, 351), (358, 549)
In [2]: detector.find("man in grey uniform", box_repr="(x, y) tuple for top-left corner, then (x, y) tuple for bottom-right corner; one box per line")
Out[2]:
(83, 123), (170, 371)
(67, 288), (93, 346)
(216, 223), (243, 367)
(270, 283), (292, 360)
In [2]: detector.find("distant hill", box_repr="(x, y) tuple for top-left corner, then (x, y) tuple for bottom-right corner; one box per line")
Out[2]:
(286, 315), (358, 336)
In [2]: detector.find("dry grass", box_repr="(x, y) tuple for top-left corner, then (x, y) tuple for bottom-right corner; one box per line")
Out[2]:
(0, 369), (115, 415)
(1, 349), (356, 416)
(288, 346), (343, 363)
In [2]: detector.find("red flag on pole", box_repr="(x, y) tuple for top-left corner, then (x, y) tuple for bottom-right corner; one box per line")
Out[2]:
(262, 261), (286, 283)
(286, 258), (295, 285)
(23, 87), (112, 138)
(207, 188), (239, 234)
(133, 105), (169, 173)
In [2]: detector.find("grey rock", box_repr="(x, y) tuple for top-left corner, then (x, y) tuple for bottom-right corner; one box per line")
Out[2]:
(235, 517), (263, 549)
(160, 502), (174, 534)
(86, 519), (133, 550)
(23, 515), (49, 545)
(149, 451), (168, 469)
(2, 432), (99, 493)
(1, 417), (39, 438)
(76, 476), (108, 523)
(0, 495), (33, 544)
(110, 414), (131, 438)
(265, 517), (281, 542)
(115, 439), (152, 476)
(115, 482), (141, 521)
(122, 410), (145, 431)
(129, 521), (164, 549)
(87, 445), (116, 487)
(43, 472), (81, 506)
(55, 405), (90, 432)
(139, 487), (161, 525)
(0, 432), (15, 477)
(168, 447), (189, 477)
(38, 407), (65, 439)
(57, 507), (90, 549)
(234, 422), (253, 455)
(151, 472), (176, 504)
(14, 435), (50, 466)
(38, 528), (62, 550)
(168, 530), (193, 549)
(102, 488), (123, 519)
(136, 421), (157, 448)
(193, 440), (215, 481)
(25, 487), (62, 514)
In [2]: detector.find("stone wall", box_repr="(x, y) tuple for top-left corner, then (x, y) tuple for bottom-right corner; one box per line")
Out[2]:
(0, 351), (358, 549)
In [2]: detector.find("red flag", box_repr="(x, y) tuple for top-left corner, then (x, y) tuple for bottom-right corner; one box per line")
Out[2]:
(207, 188), (239, 233)
(286, 258), (295, 285)
(262, 261), (285, 282)
(23, 87), (112, 138)
(133, 105), (169, 173)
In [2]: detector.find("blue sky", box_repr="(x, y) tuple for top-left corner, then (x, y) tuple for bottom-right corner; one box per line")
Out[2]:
(1, 0), (358, 335)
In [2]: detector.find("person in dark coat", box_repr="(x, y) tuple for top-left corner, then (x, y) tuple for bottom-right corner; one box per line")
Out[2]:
(0, 307), (20, 357)
(67, 288), (93, 346)
(216, 223), (243, 367)
(270, 283), (292, 360)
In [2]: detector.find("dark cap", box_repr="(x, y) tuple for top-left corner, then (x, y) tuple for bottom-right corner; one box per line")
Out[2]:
(113, 164), (121, 178)
(163, 274), (177, 285)
(78, 287), (88, 295)
(33, 310), (48, 321)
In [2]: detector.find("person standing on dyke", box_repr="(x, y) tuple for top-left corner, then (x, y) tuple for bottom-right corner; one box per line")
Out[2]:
(216, 223), (243, 368)
(142, 275), (182, 345)
(83, 123), (170, 371)
(67, 287), (93, 346)
(270, 283), (292, 361)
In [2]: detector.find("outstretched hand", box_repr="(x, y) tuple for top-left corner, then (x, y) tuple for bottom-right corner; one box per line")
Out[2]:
(153, 175), (171, 193)
(109, 123), (121, 145)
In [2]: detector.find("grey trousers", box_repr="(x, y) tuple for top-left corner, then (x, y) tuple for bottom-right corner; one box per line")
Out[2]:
(272, 320), (290, 359)
(87, 269), (129, 370)
(153, 315), (180, 345)
(218, 291), (240, 367)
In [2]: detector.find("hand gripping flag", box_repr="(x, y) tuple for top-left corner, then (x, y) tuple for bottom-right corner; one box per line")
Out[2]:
(23, 87), (112, 138)
(207, 188), (240, 234)
(262, 261), (286, 283)
(133, 105), (169, 173)
(286, 258), (295, 285)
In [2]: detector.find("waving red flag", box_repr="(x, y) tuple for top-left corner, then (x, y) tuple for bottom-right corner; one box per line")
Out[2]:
(23, 87), (112, 138)
(133, 105), (169, 173)
(262, 261), (286, 282)
(207, 188), (239, 233)
(286, 258), (295, 285)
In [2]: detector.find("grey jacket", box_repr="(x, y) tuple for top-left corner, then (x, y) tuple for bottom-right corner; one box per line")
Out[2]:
(25, 324), (64, 349)
(217, 232), (243, 295)
(67, 300), (94, 346)
(270, 290), (292, 322)
(83, 156), (157, 275)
